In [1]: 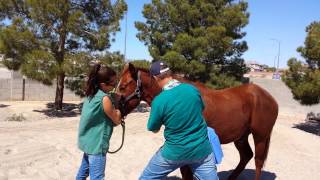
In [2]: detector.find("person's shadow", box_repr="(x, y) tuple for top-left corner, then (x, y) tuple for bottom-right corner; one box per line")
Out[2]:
(218, 169), (276, 180)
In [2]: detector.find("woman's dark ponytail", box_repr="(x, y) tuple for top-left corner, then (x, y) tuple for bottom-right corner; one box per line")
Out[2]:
(85, 64), (116, 98)
(85, 64), (101, 98)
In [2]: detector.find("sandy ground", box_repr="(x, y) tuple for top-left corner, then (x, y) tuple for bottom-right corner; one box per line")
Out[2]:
(0, 101), (319, 180)
(0, 78), (319, 180)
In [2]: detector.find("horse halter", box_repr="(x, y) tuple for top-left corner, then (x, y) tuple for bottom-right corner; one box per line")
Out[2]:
(108, 71), (143, 154)
(119, 71), (143, 116)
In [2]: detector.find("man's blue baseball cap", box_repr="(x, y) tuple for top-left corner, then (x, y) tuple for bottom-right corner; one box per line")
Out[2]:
(149, 61), (170, 76)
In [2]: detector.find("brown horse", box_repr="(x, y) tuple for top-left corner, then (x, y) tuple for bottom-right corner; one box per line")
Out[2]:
(116, 63), (278, 180)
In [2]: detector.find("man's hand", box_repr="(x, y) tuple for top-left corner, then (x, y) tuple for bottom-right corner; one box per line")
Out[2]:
(152, 129), (160, 133)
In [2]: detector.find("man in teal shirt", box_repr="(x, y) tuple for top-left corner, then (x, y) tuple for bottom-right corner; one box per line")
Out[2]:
(140, 61), (218, 180)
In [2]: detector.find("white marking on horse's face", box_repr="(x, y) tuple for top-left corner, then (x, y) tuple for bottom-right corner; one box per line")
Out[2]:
(115, 77), (122, 93)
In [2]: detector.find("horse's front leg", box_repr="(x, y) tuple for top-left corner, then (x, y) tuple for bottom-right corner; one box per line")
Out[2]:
(180, 165), (193, 180)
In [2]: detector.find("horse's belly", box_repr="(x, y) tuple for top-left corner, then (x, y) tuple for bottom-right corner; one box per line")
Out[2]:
(204, 112), (250, 144)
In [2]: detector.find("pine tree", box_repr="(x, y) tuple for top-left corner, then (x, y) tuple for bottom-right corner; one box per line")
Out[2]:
(0, 0), (127, 109)
(65, 51), (125, 97)
(129, 59), (151, 69)
(135, 0), (249, 87)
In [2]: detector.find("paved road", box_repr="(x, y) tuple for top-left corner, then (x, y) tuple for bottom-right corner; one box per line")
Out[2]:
(251, 78), (320, 117)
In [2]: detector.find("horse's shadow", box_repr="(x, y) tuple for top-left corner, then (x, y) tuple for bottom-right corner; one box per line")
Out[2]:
(33, 102), (82, 118)
(164, 169), (276, 180)
(218, 169), (276, 180)
(165, 176), (182, 180)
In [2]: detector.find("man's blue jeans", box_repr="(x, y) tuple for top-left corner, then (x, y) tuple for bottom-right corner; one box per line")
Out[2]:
(139, 149), (219, 180)
(76, 153), (106, 180)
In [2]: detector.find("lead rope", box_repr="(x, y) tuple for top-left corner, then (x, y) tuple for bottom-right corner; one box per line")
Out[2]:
(108, 119), (126, 154)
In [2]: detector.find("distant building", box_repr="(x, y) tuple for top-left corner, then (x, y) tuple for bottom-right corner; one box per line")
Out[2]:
(246, 61), (265, 72)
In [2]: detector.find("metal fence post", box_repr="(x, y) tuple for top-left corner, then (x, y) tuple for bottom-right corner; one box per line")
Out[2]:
(22, 76), (26, 101)
(10, 70), (13, 101)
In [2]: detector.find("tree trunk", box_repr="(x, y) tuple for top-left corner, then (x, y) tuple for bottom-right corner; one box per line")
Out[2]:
(51, 8), (68, 110)
(55, 72), (65, 110)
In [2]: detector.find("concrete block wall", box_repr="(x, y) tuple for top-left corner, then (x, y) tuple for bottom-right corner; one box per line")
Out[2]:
(0, 79), (11, 100)
(0, 78), (82, 101)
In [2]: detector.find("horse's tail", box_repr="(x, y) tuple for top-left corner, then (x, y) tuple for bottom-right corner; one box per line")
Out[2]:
(257, 86), (279, 166)
(249, 83), (278, 167)
(262, 135), (271, 167)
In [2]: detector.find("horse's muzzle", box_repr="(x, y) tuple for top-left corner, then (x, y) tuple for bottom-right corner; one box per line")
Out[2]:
(109, 93), (127, 118)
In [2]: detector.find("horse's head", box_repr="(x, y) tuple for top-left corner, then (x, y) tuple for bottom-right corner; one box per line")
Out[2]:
(116, 63), (161, 117)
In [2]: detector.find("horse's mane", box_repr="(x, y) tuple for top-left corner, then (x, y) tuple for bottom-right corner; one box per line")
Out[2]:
(135, 67), (212, 91)
(173, 75), (209, 90)
(136, 67), (150, 73)
(120, 66), (150, 77)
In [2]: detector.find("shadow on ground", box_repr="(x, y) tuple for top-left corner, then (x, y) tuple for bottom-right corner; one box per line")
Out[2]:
(0, 104), (10, 108)
(165, 176), (182, 180)
(294, 120), (320, 136)
(218, 169), (276, 180)
(33, 102), (82, 118)
(293, 112), (320, 136)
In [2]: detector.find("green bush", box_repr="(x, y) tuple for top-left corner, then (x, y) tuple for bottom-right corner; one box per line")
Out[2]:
(282, 59), (320, 105)
(129, 59), (151, 69)
(207, 73), (242, 90)
(6, 114), (27, 122)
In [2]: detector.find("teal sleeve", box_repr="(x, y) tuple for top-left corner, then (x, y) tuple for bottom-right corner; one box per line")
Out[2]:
(147, 99), (163, 131)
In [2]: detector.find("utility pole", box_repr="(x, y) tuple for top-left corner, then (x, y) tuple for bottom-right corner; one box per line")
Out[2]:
(124, 11), (128, 62)
(270, 38), (281, 72)
(273, 55), (277, 72)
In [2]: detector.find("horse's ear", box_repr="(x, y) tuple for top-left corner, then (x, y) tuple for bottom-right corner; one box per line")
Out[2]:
(123, 63), (135, 73)
(124, 63), (137, 79)
(128, 63), (136, 75)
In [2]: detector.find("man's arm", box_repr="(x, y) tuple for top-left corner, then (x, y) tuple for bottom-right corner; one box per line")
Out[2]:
(147, 100), (163, 133)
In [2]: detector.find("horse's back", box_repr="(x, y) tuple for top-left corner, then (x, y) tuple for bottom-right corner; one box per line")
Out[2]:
(197, 83), (278, 143)
(214, 83), (278, 124)
(206, 83), (278, 113)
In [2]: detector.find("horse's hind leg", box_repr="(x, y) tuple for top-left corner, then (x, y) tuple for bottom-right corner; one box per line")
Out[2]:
(253, 135), (271, 180)
(228, 133), (253, 180)
(180, 165), (193, 180)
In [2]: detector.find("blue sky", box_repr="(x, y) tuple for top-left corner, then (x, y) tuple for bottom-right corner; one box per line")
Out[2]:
(110, 0), (320, 68)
